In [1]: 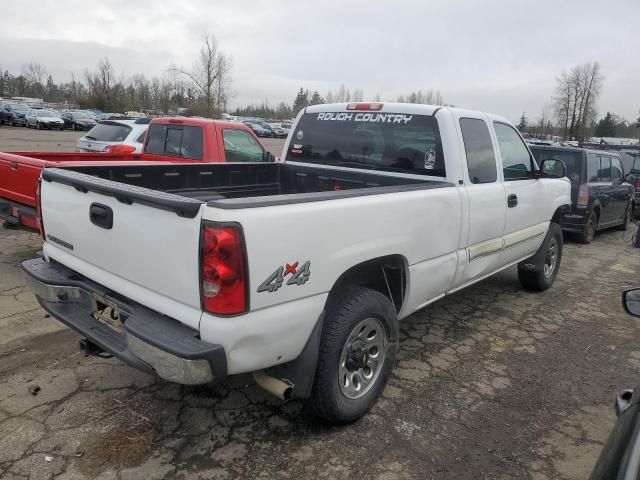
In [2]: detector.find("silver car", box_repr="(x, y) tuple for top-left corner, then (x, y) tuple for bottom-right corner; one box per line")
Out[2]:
(76, 119), (149, 153)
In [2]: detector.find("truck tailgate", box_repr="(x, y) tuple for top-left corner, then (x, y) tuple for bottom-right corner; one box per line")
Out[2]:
(40, 168), (205, 330)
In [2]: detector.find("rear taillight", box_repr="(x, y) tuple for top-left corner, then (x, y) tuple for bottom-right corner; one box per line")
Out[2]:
(346, 102), (384, 111)
(104, 144), (136, 154)
(200, 223), (247, 315)
(577, 184), (589, 207)
(635, 178), (640, 191)
(35, 177), (45, 240)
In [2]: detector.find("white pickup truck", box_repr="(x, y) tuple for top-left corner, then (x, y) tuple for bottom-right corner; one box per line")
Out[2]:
(24, 103), (571, 424)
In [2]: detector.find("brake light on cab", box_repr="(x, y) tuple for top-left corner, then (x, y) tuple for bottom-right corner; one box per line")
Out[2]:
(200, 223), (247, 315)
(577, 184), (589, 207)
(346, 103), (384, 111)
(104, 144), (137, 154)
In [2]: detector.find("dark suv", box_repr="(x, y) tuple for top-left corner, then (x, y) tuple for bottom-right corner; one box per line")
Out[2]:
(531, 146), (634, 243)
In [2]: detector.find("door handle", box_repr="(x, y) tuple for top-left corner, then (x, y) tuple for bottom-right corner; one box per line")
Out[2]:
(507, 194), (518, 208)
(89, 203), (113, 229)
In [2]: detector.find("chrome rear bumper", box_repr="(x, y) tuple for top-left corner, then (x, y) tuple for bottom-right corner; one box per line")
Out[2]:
(23, 258), (226, 385)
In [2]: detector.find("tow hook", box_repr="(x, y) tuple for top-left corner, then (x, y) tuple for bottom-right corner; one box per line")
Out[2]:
(79, 338), (112, 358)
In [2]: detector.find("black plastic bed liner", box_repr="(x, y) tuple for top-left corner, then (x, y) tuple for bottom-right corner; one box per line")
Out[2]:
(43, 162), (452, 215)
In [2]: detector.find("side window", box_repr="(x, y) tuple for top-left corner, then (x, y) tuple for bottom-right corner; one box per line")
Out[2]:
(493, 122), (534, 180)
(586, 154), (599, 182)
(611, 158), (623, 182)
(459, 118), (497, 184)
(598, 156), (611, 182)
(223, 129), (265, 163)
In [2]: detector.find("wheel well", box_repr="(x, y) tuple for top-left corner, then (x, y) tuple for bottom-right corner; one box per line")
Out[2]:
(551, 204), (571, 225)
(330, 255), (407, 313)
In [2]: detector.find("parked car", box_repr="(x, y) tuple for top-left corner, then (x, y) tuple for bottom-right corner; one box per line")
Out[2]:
(125, 111), (146, 119)
(268, 123), (288, 138)
(61, 111), (97, 131)
(531, 145), (634, 243)
(23, 102), (570, 424)
(244, 122), (271, 137)
(0, 117), (271, 231)
(1, 102), (30, 126)
(98, 112), (127, 121)
(590, 288), (640, 480)
(25, 109), (65, 130)
(76, 119), (149, 153)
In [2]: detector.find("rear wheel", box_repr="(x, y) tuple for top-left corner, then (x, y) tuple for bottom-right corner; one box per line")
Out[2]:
(518, 223), (563, 291)
(308, 285), (398, 425)
(578, 211), (597, 244)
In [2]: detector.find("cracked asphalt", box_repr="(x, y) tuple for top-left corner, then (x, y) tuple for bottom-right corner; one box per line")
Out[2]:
(2, 225), (640, 479)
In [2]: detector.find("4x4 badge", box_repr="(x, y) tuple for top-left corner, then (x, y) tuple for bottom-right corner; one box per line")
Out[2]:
(257, 261), (311, 293)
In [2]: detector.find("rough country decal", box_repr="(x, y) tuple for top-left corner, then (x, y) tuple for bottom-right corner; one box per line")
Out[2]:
(424, 149), (436, 169)
(317, 112), (413, 124)
(257, 261), (311, 293)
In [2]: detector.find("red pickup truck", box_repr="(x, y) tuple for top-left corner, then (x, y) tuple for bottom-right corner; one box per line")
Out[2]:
(0, 117), (274, 231)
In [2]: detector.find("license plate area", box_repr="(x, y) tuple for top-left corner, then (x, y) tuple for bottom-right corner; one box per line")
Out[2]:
(91, 294), (123, 332)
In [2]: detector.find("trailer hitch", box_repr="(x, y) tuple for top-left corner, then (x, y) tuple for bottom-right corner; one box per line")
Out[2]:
(79, 338), (113, 359)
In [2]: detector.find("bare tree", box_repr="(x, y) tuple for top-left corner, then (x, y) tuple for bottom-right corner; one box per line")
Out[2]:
(170, 34), (232, 118)
(352, 88), (364, 102)
(553, 62), (603, 141)
(86, 57), (115, 109)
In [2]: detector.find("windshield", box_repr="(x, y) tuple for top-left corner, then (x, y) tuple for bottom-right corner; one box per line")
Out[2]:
(286, 111), (446, 176)
(84, 122), (132, 142)
(37, 110), (59, 118)
(531, 149), (582, 183)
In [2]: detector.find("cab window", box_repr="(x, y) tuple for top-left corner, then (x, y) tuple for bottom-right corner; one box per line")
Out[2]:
(145, 124), (203, 160)
(493, 122), (535, 180)
(223, 129), (265, 162)
(459, 118), (497, 184)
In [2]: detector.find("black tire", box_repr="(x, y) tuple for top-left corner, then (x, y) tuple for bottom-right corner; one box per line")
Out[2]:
(72, 123), (76, 131)
(10, 119), (15, 127)
(36, 122), (41, 130)
(308, 285), (398, 425)
(578, 210), (597, 244)
(616, 203), (632, 231)
(518, 223), (563, 291)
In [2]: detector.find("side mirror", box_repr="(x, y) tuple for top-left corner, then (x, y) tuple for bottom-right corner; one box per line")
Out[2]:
(539, 158), (567, 179)
(623, 288), (640, 317)
(263, 151), (275, 162)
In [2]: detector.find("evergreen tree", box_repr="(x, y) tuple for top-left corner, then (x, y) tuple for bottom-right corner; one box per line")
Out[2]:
(594, 112), (616, 137)
(309, 90), (324, 106)
(293, 87), (309, 115)
(517, 113), (528, 131)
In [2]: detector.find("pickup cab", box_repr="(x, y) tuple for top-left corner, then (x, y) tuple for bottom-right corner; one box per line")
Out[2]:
(0, 117), (272, 230)
(23, 103), (571, 424)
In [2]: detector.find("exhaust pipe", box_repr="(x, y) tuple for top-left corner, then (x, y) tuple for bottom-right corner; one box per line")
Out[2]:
(253, 371), (294, 401)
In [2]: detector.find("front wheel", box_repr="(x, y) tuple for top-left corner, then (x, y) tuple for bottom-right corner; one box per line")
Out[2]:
(308, 285), (398, 425)
(518, 223), (563, 291)
(36, 122), (41, 130)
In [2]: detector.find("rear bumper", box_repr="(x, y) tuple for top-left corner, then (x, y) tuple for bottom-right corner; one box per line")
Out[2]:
(22, 257), (226, 384)
(0, 198), (38, 231)
(561, 212), (587, 233)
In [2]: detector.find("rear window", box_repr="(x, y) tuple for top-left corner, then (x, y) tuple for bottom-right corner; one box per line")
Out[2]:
(532, 149), (582, 183)
(85, 122), (132, 142)
(286, 111), (445, 176)
(145, 124), (203, 160)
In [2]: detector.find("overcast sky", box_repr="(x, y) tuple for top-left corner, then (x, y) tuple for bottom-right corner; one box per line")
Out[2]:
(0, 0), (638, 123)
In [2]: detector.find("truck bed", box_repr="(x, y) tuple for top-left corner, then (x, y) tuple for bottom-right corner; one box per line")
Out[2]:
(44, 162), (452, 214)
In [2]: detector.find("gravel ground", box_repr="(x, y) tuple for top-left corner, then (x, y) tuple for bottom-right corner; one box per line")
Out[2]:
(1, 226), (640, 479)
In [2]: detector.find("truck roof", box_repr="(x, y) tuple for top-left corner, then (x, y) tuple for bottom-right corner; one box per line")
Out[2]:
(304, 102), (511, 124)
(150, 116), (244, 130)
